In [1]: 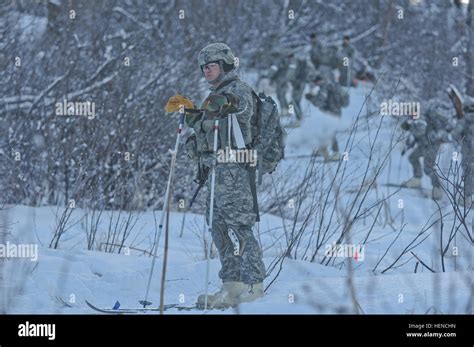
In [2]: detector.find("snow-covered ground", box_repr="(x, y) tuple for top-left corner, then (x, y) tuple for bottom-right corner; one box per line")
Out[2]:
(1, 80), (471, 314)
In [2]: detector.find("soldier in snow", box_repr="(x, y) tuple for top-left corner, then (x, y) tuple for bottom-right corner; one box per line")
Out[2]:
(185, 43), (266, 309)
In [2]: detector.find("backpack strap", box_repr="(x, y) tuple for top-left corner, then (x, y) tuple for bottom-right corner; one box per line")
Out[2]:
(215, 76), (238, 92)
(231, 114), (246, 149)
(251, 90), (263, 106)
(247, 166), (260, 222)
(250, 90), (264, 185)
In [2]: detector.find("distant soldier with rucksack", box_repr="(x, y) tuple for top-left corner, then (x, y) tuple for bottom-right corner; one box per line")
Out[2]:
(308, 32), (349, 111)
(447, 87), (473, 208)
(305, 74), (347, 161)
(305, 33), (349, 160)
(400, 99), (451, 200)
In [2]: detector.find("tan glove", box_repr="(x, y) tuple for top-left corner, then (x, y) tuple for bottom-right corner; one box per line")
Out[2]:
(165, 94), (195, 113)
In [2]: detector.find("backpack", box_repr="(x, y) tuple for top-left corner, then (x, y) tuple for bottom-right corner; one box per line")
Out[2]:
(339, 87), (350, 107)
(250, 91), (286, 184)
(328, 83), (349, 109)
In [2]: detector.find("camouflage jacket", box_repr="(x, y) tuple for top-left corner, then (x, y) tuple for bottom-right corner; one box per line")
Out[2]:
(268, 53), (291, 83)
(338, 43), (355, 61)
(287, 55), (308, 83)
(186, 71), (255, 155)
(451, 110), (473, 145)
(311, 42), (339, 69)
(402, 106), (450, 146)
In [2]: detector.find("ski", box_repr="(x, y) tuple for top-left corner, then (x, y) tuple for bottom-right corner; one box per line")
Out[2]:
(283, 123), (302, 129)
(382, 183), (432, 197)
(284, 155), (341, 162)
(54, 296), (73, 308)
(85, 300), (200, 313)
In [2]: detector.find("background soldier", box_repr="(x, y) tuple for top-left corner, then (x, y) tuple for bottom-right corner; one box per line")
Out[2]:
(450, 94), (473, 207)
(400, 100), (451, 200)
(268, 50), (291, 117)
(338, 35), (355, 87)
(306, 33), (349, 160)
(287, 50), (308, 125)
(305, 74), (348, 161)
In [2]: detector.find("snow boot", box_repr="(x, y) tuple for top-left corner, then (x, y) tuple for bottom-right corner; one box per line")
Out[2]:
(325, 152), (341, 162)
(313, 147), (330, 161)
(197, 282), (264, 309)
(401, 177), (422, 189)
(235, 283), (264, 305)
(197, 281), (245, 309)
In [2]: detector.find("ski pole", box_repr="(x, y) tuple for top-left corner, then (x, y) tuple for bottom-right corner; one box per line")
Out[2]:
(141, 112), (185, 308)
(204, 119), (219, 310)
(179, 182), (205, 238)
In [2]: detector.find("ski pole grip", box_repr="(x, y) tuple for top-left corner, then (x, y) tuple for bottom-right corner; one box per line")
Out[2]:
(177, 114), (185, 133)
(212, 120), (219, 152)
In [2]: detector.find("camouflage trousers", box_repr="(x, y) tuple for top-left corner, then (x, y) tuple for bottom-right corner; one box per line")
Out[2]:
(339, 66), (352, 87)
(275, 82), (289, 113)
(203, 160), (266, 284)
(291, 81), (305, 120)
(408, 143), (441, 188)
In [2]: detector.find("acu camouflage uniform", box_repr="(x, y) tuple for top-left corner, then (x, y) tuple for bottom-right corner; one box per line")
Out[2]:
(451, 96), (474, 199)
(338, 40), (355, 87)
(287, 52), (308, 121)
(304, 39), (347, 159)
(306, 79), (346, 117)
(186, 59), (266, 285)
(401, 102), (451, 189)
(268, 51), (292, 115)
(308, 36), (348, 116)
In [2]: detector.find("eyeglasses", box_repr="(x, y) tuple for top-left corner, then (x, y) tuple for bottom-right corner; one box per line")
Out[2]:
(202, 63), (219, 71)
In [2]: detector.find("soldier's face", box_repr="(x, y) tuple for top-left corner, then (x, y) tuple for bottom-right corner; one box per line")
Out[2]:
(202, 62), (221, 83)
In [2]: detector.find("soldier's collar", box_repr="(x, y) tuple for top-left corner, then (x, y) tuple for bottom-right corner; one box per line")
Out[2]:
(210, 72), (239, 92)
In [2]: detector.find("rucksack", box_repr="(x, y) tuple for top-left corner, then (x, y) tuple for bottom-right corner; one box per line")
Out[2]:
(339, 87), (350, 107)
(250, 91), (286, 184)
(328, 83), (349, 109)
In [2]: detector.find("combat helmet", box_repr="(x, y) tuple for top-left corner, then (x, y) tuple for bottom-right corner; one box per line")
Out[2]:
(198, 43), (235, 72)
